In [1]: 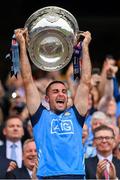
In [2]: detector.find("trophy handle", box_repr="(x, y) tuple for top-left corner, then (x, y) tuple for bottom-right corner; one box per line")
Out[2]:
(74, 31), (84, 45)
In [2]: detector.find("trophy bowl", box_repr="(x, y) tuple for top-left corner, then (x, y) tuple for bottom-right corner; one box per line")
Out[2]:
(24, 6), (80, 71)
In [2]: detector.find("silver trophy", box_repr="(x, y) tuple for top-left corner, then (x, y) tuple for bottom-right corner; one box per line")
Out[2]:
(25, 6), (82, 71)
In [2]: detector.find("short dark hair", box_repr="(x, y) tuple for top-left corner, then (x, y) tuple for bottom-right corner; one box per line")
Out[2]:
(105, 54), (114, 59)
(4, 115), (23, 128)
(45, 80), (66, 95)
(93, 125), (115, 138)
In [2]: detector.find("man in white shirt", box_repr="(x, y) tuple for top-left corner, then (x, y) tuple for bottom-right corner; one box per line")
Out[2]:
(0, 115), (24, 168)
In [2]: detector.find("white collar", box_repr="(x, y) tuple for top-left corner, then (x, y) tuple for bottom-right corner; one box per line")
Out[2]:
(27, 168), (33, 178)
(6, 140), (21, 148)
(97, 153), (113, 162)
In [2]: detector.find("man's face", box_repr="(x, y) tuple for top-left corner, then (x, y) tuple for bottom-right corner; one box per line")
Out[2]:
(92, 119), (105, 131)
(82, 124), (88, 144)
(45, 83), (68, 113)
(23, 141), (37, 170)
(94, 130), (115, 155)
(3, 118), (24, 142)
(106, 99), (117, 116)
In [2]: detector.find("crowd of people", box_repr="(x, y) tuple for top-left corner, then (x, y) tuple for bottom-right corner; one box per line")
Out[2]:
(0, 28), (120, 180)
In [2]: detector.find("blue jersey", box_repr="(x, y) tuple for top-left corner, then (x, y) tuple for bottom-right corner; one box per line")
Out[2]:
(30, 104), (85, 177)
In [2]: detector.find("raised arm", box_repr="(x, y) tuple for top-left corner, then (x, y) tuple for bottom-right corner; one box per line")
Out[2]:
(74, 31), (92, 116)
(14, 28), (41, 115)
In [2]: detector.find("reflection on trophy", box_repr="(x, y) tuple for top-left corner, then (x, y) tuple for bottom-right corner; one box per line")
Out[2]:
(24, 6), (82, 71)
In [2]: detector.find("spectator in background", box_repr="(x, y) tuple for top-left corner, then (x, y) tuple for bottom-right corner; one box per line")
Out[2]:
(84, 111), (112, 158)
(82, 123), (89, 158)
(98, 54), (120, 120)
(117, 115), (120, 131)
(105, 97), (117, 123)
(97, 64), (117, 124)
(113, 142), (120, 160)
(0, 115), (24, 168)
(5, 73), (24, 97)
(1, 73), (25, 120)
(26, 120), (33, 138)
(7, 87), (32, 142)
(98, 54), (118, 99)
(90, 67), (101, 110)
(5, 138), (38, 179)
(85, 125), (120, 179)
(85, 111), (107, 144)
(8, 88), (27, 118)
(82, 123), (89, 145)
(85, 56), (119, 151)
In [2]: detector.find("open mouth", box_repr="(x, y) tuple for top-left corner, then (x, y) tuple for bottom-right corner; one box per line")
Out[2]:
(56, 99), (65, 104)
(28, 157), (36, 162)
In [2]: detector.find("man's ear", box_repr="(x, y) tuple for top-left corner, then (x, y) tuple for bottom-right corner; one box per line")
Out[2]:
(3, 127), (7, 136)
(22, 153), (24, 161)
(45, 95), (49, 103)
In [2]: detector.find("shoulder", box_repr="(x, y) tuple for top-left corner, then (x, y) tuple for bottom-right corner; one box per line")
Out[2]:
(0, 144), (6, 156)
(30, 103), (46, 127)
(85, 156), (98, 164)
(113, 156), (120, 164)
(0, 143), (6, 149)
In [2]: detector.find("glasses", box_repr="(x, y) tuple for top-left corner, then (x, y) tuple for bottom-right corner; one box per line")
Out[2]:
(94, 136), (114, 141)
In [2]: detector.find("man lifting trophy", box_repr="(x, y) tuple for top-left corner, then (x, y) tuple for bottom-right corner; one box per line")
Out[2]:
(14, 6), (92, 179)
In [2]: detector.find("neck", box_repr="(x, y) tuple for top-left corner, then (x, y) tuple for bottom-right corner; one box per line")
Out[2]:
(97, 151), (112, 158)
(51, 108), (64, 114)
(8, 139), (20, 143)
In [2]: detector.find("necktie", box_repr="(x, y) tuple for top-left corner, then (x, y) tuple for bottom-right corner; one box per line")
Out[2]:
(10, 143), (17, 161)
(104, 169), (109, 180)
(104, 159), (110, 180)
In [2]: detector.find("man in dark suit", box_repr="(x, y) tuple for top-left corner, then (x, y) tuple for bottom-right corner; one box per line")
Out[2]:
(0, 158), (17, 179)
(0, 115), (24, 168)
(85, 125), (120, 179)
(5, 138), (37, 179)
